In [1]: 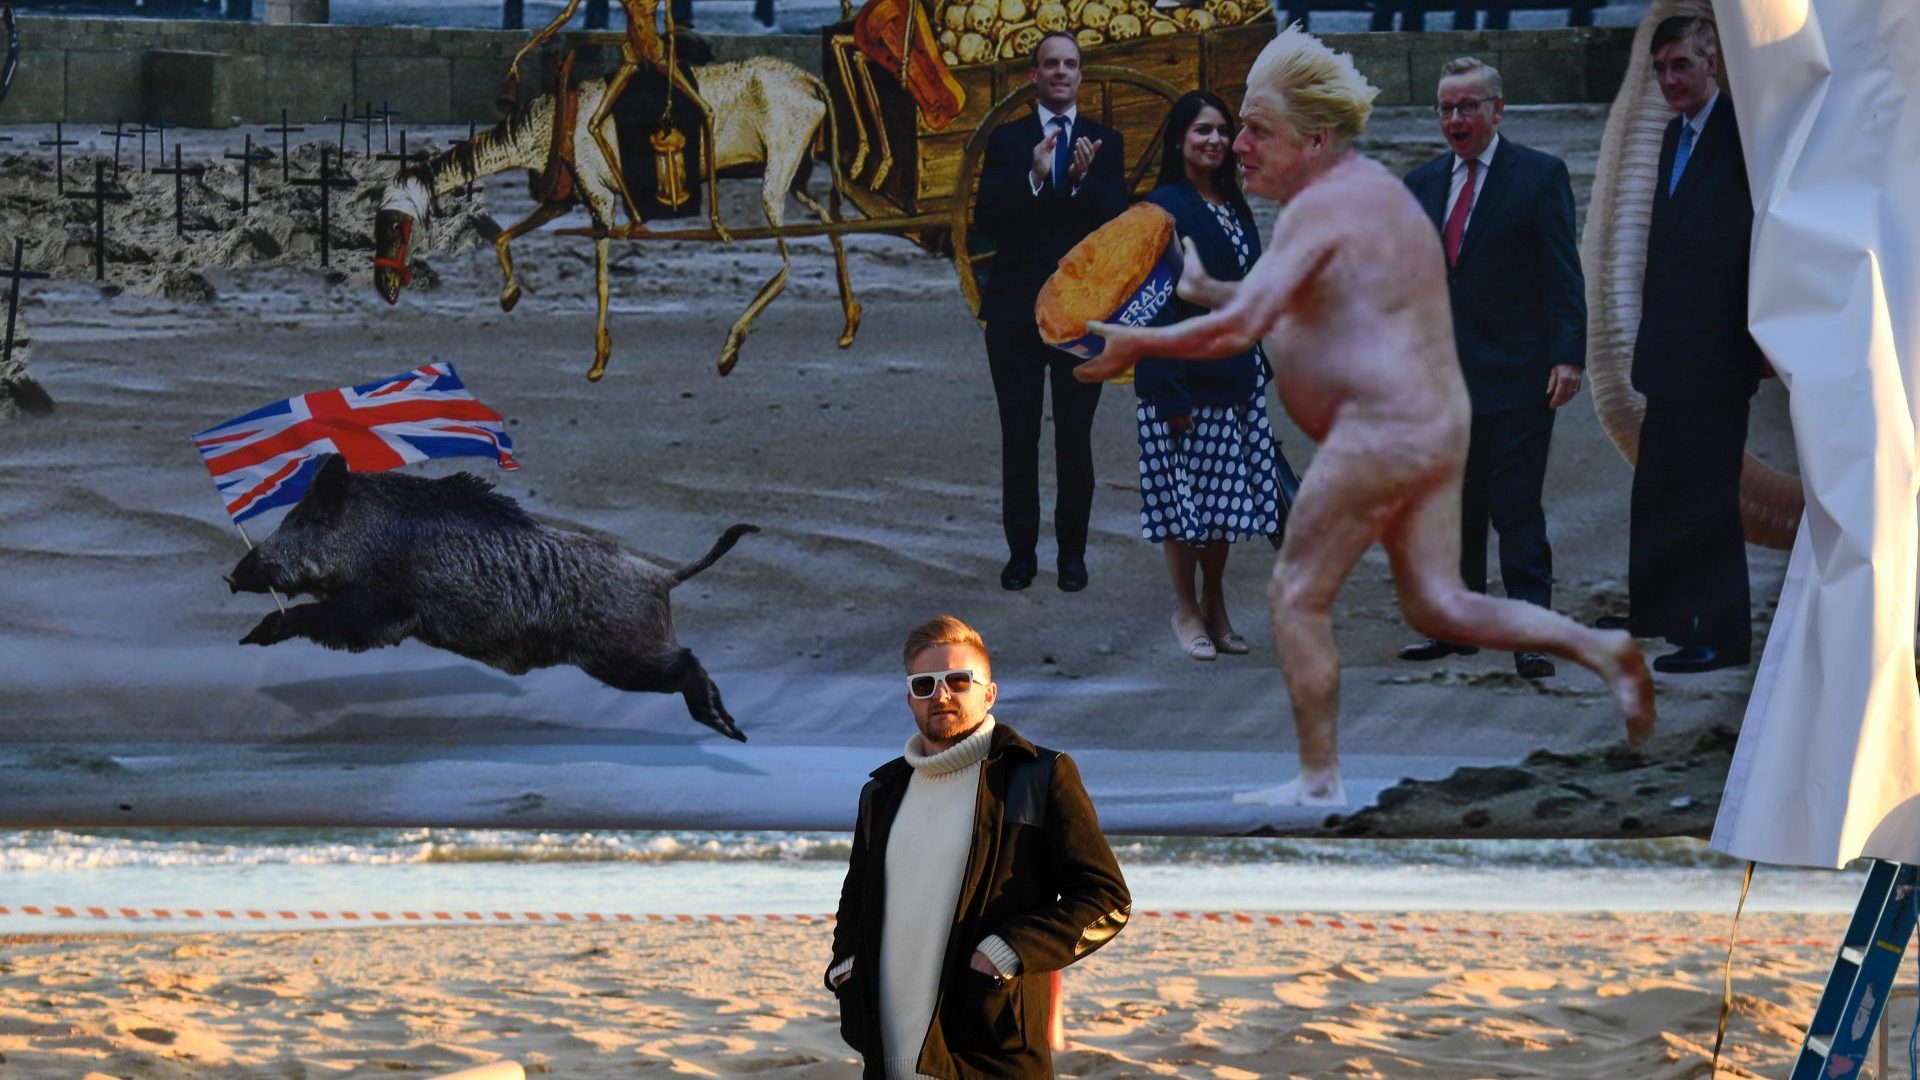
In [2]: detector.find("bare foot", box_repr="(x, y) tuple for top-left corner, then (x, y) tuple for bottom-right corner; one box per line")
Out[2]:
(1594, 629), (1656, 746)
(1234, 769), (1347, 807)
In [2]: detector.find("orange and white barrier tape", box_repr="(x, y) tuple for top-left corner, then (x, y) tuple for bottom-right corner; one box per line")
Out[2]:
(0, 905), (830, 924)
(0, 905), (1837, 949)
(1133, 910), (1836, 949)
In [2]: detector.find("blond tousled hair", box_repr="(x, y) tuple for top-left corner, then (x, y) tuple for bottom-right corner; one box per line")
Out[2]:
(902, 614), (991, 676)
(1245, 23), (1379, 144)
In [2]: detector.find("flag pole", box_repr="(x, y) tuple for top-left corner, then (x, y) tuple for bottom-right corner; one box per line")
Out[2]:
(234, 522), (287, 614)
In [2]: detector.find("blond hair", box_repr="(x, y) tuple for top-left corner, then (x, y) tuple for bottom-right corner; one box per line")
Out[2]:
(1245, 23), (1378, 144)
(902, 614), (991, 676)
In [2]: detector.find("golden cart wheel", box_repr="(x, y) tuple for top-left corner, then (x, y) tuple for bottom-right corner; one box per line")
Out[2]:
(1586, 0), (1801, 550)
(948, 64), (1185, 322)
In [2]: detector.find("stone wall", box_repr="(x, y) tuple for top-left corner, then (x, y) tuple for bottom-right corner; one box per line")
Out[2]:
(0, 16), (1631, 127)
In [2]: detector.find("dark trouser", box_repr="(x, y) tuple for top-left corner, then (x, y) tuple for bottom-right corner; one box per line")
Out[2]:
(985, 319), (1104, 561)
(1629, 394), (1752, 652)
(753, 0), (773, 25)
(1460, 403), (1556, 611)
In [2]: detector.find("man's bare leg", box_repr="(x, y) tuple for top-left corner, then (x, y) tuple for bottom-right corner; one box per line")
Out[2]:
(1384, 470), (1656, 744)
(1234, 445), (1390, 807)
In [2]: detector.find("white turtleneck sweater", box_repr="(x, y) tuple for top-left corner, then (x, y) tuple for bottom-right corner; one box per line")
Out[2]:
(862, 717), (1020, 1080)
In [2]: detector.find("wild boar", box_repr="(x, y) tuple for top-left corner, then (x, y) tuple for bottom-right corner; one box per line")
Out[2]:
(227, 454), (756, 741)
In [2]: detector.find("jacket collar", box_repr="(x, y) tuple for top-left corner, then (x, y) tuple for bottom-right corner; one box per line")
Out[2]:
(1681, 87), (1721, 140)
(1663, 95), (1736, 207)
(1453, 136), (1520, 264)
(1035, 102), (1079, 130)
(1451, 131), (1500, 177)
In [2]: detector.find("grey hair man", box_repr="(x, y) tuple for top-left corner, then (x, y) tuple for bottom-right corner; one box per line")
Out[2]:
(1396, 56), (1587, 680)
(826, 615), (1130, 1078)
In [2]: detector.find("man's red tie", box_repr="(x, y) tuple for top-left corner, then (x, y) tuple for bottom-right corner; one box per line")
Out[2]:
(1444, 158), (1477, 267)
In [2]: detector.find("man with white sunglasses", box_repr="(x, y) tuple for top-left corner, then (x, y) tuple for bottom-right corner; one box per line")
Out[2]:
(825, 614), (1130, 1078)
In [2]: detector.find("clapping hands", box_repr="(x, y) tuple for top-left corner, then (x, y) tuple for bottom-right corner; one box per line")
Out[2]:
(1031, 128), (1103, 188)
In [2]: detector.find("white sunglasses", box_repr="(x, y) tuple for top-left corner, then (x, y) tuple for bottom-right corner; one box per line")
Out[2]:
(907, 669), (977, 699)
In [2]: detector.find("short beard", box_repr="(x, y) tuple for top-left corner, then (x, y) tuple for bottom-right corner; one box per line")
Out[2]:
(919, 713), (985, 750)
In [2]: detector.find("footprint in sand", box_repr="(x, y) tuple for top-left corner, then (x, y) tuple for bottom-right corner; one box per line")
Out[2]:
(1156, 976), (1201, 1008)
(1324, 962), (1381, 984)
(637, 1033), (757, 1060)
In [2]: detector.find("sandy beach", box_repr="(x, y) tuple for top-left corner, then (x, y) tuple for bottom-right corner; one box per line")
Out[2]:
(0, 910), (1849, 1077)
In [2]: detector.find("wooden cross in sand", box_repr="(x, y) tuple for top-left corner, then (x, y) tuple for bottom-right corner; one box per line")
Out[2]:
(61, 161), (131, 282)
(129, 118), (172, 172)
(462, 121), (478, 198)
(323, 102), (355, 158)
(286, 147), (355, 267)
(353, 101), (380, 158)
(374, 100), (402, 153)
(223, 134), (274, 216)
(374, 129), (428, 171)
(97, 120), (136, 182)
(150, 116), (178, 166)
(151, 145), (207, 238)
(341, 101), (378, 158)
(36, 122), (77, 195)
(264, 109), (306, 184)
(3, 238), (51, 369)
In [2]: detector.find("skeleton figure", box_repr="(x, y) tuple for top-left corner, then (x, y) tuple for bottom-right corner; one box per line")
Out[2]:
(375, 57), (863, 380)
(499, 0), (729, 240)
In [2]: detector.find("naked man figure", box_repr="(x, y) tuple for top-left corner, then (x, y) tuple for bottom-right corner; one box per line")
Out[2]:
(1075, 25), (1655, 807)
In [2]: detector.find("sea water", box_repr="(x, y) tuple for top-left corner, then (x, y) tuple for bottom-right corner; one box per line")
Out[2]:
(0, 829), (1865, 935)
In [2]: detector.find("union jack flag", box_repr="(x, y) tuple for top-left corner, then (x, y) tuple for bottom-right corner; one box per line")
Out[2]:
(192, 362), (519, 524)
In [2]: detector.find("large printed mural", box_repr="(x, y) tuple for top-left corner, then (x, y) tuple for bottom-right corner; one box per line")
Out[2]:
(0, 1), (1792, 838)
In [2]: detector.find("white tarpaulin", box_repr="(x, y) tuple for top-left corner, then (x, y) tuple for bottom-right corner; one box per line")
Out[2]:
(1711, 0), (1920, 868)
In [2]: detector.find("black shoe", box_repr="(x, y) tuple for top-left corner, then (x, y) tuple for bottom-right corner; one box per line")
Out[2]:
(1057, 555), (1088, 593)
(1652, 645), (1750, 674)
(1000, 554), (1036, 591)
(1595, 615), (1631, 632)
(1397, 638), (1479, 661)
(1514, 652), (1556, 679)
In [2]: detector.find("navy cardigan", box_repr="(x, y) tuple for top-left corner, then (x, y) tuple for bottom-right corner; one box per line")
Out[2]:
(1132, 183), (1264, 417)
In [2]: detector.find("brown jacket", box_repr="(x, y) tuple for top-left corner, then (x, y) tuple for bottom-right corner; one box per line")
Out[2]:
(826, 722), (1131, 1078)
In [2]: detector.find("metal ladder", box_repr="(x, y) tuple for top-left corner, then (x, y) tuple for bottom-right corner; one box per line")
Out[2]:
(1790, 861), (1919, 1080)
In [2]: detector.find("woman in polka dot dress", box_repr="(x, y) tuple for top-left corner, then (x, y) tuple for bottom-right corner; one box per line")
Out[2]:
(1135, 91), (1296, 661)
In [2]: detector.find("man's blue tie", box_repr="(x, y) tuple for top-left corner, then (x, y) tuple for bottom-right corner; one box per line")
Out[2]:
(1668, 121), (1695, 197)
(1050, 115), (1071, 191)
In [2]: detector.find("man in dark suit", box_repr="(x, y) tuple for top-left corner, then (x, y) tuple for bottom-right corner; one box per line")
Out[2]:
(1399, 57), (1586, 680)
(975, 32), (1127, 592)
(1597, 15), (1767, 674)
